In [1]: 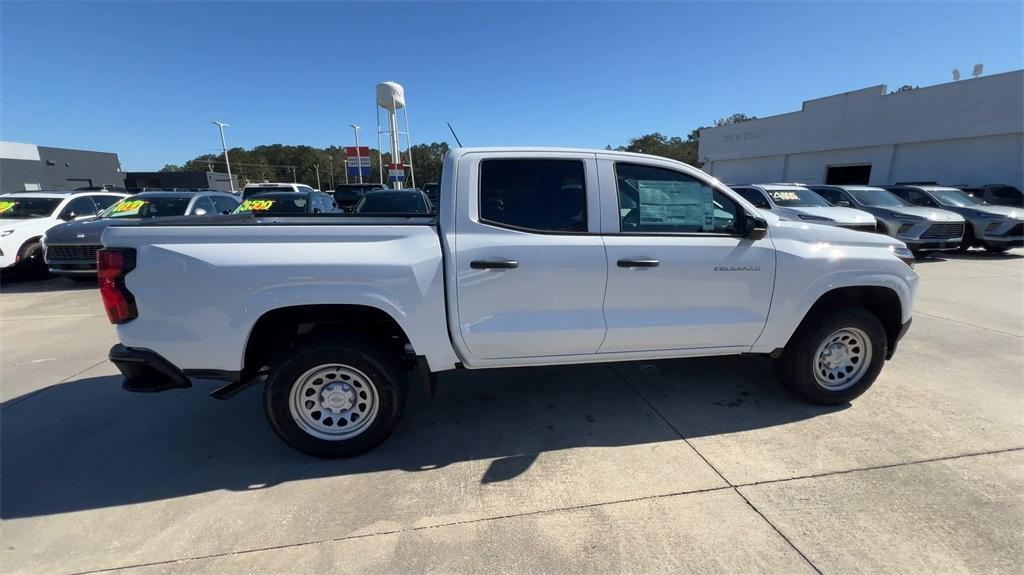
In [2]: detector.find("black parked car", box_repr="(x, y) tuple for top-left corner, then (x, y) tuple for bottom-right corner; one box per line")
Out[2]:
(952, 184), (1023, 208)
(44, 190), (240, 277)
(235, 191), (341, 215)
(333, 183), (388, 212)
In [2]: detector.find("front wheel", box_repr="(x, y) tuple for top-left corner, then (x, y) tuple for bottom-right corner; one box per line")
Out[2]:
(984, 245), (1010, 254)
(18, 242), (49, 279)
(958, 226), (975, 253)
(774, 308), (887, 405)
(263, 338), (407, 458)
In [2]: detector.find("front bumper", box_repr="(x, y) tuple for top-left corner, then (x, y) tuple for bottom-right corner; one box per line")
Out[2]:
(109, 344), (192, 393)
(901, 238), (962, 251)
(887, 318), (913, 360)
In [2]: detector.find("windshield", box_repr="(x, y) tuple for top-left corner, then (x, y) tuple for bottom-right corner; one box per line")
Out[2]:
(101, 196), (191, 219)
(931, 189), (985, 207)
(234, 195), (308, 214)
(355, 192), (428, 214)
(767, 189), (832, 207)
(848, 189), (909, 207)
(0, 197), (62, 218)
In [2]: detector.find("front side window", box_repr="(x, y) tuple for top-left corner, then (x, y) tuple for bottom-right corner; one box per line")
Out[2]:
(479, 159), (587, 232)
(616, 163), (738, 234)
(190, 196), (217, 215)
(61, 196), (97, 219)
(210, 195), (240, 213)
(736, 187), (771, 209)
(91, 195), (121, 210)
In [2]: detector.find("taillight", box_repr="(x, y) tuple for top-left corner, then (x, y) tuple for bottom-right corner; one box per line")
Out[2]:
(97, 248), (137, 324)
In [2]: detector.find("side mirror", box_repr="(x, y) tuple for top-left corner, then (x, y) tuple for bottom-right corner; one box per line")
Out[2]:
(60, 211), (76, 221)
(222, 209), (233, 215)
(744, 214), (768, 240)
(193, 208), (208, 216)
(836, 200), (851, 207)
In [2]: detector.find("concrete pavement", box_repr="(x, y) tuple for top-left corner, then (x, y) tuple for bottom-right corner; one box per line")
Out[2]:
(1, 250), (1022, 574)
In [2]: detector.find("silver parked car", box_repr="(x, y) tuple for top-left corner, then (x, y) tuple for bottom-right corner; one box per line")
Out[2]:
(884, 185), (1024, 253)
(730, 184), (877, 232)
(808, 185), (964, 253)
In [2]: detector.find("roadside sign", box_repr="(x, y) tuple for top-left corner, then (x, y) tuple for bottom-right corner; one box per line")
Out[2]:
(388, 163), (405, 183)
(345, 146), (372, 177)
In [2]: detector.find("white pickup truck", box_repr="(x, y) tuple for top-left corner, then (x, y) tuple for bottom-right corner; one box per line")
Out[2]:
(100, 148), (918, 457)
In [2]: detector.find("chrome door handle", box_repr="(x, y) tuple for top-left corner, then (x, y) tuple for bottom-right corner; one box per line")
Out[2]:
(617, 258), (660, 268)
(470, 259), (519, 269)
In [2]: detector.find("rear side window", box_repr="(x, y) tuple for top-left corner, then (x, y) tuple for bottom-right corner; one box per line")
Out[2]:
(479, 159), (587, 233)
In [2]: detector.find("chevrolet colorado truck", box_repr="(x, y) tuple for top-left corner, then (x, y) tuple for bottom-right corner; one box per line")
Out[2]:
(100, 148), (918, 457)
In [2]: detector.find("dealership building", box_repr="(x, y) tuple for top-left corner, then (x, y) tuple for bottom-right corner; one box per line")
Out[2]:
(699, 70), (1023, 189)
(0, 141), (124, 192)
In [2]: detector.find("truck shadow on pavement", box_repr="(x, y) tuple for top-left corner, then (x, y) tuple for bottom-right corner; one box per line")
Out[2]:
(1, 356), (845, 519)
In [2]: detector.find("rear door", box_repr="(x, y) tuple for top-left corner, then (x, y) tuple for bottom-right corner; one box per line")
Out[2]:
(598, 157), (776, 353)
(451, 152), (608, 361)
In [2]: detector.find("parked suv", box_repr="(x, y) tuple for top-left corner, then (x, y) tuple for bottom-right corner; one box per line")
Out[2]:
(952, 184), (1023, 208)
(0, 190), (127, 277)
(884, 185), (1024, 253)
(808, 185), (964, 253)
(241, 182), (317, 200)
(731, 184), (877, 231)
(44, 190), (240, 277)
(235, 190), (340, 215)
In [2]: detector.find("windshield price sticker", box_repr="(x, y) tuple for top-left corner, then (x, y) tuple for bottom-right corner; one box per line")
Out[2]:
(0, 201), (15, 213)
(772, 191), (800, 202)
(240, 199), (275, 212)
(113, 200), (146, 214)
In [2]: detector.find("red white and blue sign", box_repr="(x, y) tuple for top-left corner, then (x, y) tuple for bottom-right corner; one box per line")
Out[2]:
(345, 146), (371, 178)
(388, 163), (406, 183)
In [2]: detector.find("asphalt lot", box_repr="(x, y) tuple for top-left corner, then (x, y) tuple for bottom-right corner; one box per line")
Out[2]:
(1, 250), (1022, 574)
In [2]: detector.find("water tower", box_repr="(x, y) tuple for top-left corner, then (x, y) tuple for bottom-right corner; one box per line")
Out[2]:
(376, 81), (415, 188)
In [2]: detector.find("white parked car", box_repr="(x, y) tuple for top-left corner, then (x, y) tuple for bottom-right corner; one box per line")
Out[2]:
(100, 148), (918, 457)
(0, 190), (127, 277)
(731, 184), (878, 232)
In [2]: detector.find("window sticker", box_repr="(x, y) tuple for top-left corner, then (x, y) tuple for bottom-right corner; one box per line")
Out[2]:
(239, 199), (276, 212)
(0, 201), (15, 213)
(636, 180), (713, 230)
(112, 200), (146, 215)
(772, 191), (800, 202)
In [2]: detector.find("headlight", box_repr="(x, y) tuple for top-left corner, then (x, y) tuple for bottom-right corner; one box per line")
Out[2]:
(0, 230), (13, 238)
(797, 214), (834, 222)
(889, 245), (915, 268)
(890, 213), (922, 221)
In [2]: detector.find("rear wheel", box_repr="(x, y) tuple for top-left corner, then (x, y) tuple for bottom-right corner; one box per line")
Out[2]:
(263, 337), (407, 458)
(774, 308), (887, 405)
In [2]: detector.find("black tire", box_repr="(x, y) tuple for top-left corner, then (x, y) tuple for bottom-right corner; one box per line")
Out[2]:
(263, 337), (407, 458)
(984, 245), (1010, 254)
(17, 241), (49, 279)
(957, 225), (975, 253)
(774, 308), (887, 405)
(68, 275), (98, 283)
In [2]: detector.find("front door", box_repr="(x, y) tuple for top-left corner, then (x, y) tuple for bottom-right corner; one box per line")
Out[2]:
(453, 154), (607, 360)
(599, 159), (776, 353)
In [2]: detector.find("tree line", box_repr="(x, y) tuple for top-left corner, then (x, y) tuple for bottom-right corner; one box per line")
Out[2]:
(160, 114), (755, 189)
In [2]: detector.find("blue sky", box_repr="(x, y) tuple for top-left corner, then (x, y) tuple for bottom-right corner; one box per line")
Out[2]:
(2, 1), (1022, 171)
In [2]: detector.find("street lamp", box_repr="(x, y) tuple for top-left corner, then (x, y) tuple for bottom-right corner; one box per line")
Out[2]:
(212, 121), (234, 192)
(350, 124), (363, 184)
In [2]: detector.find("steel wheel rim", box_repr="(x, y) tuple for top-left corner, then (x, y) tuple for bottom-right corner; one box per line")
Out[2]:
(288, 363), (379, 440)
(813, 327), (872, 391)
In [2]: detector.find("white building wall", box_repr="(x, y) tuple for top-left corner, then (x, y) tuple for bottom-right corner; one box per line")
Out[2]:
(699, 70), (1024, 189)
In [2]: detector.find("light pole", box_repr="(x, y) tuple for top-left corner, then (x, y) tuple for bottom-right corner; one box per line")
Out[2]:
(212, 121), (234, 192)
(350, 124), (363, 184)
(314, 163), (322, 191)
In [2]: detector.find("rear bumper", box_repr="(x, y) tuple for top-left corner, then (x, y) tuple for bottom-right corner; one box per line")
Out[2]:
(49, 264), (98, 276)
(109, 344), (192, 393)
